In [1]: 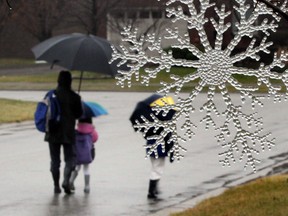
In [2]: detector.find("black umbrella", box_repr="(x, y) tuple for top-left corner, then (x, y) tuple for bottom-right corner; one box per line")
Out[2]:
(130, 94), (176, 158)
(129, 94), (176, 135)
(31, 33), (124, 92)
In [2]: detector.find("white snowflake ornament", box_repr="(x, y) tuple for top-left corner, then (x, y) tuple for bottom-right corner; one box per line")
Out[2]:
(111, 0), (288, 172)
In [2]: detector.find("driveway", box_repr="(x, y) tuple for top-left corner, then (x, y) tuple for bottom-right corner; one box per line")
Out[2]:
(0, 91), (288, 216)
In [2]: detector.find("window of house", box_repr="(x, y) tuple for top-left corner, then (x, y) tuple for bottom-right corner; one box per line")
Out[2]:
(139, 10), (150, 19)
(111, 10), (125, 19)
(127, 11), (137, 19)
(152, 10), (162, 19)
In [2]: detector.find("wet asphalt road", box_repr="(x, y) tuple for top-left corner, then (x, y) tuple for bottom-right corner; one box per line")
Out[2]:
(0, 91), (288, 216)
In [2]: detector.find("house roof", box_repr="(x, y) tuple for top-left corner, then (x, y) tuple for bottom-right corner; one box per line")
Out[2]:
(116, 0), (167, 8)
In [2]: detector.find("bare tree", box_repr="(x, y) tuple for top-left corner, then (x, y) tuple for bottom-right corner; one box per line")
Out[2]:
(70, 0), (169, 38)
(0, 0), (14, 34)
(13, 0), (69, 41)
(68, 0), (120, 36)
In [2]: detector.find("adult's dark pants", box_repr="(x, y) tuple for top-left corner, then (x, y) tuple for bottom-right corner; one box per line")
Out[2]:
(48, 142), (75, 187)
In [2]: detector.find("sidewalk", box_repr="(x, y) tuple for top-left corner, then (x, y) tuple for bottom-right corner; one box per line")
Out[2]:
(0, 91), (288, 216)
(150, 159), (288, 216)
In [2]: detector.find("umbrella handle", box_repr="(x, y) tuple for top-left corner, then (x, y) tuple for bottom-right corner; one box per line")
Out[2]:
(78, 71), (84, 93)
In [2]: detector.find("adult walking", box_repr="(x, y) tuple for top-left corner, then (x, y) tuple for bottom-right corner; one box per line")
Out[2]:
(45, 71), (83, 194)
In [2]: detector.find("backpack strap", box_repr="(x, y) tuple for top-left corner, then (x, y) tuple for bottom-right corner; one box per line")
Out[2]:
(45, 89), (61, 132)
(51, 90), (61, 121)
(45, 90), (54, 123)
(43, 90), (54, 132)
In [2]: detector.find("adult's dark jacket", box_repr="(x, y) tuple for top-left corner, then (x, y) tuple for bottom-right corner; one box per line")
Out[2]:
(45, 86), (82, 145)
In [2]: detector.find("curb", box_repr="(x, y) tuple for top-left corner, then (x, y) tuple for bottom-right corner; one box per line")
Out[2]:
(150, 159), (288, 216)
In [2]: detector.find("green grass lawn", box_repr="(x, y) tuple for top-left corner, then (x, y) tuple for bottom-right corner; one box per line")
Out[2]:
(0, 57), (285, 90)
(0, 98), (36, 123)
(0, 66), (284, 92)
(0, 58), (35, 68)
(171, 175), (288, 216)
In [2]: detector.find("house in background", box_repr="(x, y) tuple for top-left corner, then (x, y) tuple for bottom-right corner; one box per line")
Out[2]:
(106, 0), (187, 48)
(0, 0), (287, 61)
(106, 0), (288, 57)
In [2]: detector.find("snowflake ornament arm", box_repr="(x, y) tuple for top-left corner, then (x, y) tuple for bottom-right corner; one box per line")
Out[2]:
(112, 0), (288, 172)
(134, 111), (188, 160)
(113, 27), (200, 87)
(219, 127), (275, 172)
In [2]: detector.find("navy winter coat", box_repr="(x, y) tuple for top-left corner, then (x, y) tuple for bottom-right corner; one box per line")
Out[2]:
(45, 86), (82, 144)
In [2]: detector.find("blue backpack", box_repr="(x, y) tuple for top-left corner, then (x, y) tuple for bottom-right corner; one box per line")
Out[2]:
(34, 90), (61, 133)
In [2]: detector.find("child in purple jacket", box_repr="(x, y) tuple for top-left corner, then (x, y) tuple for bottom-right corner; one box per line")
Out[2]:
(70, 117), (98, 193)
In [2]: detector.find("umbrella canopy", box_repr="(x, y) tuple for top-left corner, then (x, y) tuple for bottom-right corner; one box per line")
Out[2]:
(129, 94), (175, 132)
(150, 96), (175, 107)
(81, 101), (108, 119)
(31, 33), (126, 92)
(130, 94), (176, 158)
(32, 33), (119, 75)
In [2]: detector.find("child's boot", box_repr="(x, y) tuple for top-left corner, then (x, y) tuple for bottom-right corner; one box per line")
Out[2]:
(84, 174), (90, 193)
(147, 179), (158, 199)
(69, 170), (78, 191)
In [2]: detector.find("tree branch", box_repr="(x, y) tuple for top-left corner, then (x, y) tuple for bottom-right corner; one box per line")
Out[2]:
(6, 0), (12, 10)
